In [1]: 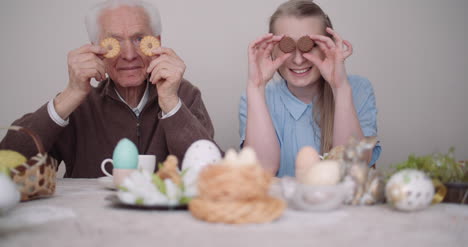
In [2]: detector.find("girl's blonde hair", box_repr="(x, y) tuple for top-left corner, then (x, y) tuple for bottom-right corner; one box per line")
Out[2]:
(269, 0), (335, 154)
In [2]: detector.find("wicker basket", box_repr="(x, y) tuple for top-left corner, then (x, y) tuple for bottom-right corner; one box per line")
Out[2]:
(6, 126), (58, 201)
(189, 197), (285, 224)
(197, 164), (272, 201)
(189, 163), (285, 224)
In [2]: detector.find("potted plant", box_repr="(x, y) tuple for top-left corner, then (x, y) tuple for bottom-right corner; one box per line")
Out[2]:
(388, 147), (467, 204)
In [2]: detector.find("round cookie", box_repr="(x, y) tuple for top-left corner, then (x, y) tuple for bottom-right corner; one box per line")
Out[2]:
(278, 36), (296, 53)
(100, 37), (120, 58)
(140, 36), (160, 56)
(297, 36), (314, 53)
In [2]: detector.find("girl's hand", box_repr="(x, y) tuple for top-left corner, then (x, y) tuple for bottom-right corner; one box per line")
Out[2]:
(303, 28), (353, 91)
(247, 34), (291, 88)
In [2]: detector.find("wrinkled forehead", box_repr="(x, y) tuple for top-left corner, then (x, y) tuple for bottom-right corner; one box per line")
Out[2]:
(98, 6), (152, 39)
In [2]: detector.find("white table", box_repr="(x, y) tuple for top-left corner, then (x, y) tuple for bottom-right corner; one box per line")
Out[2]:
(1, 179), (467, 247)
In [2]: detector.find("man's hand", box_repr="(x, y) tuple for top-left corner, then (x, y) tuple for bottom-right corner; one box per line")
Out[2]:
(67, 44), (107, 96)
(146, 47), (185, 113)
(54, 44), (107, 120)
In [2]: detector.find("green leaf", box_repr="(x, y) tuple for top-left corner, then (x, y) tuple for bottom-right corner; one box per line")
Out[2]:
(135, 198), (144, 205)
(152, 174), (167, 195)
(180, 167), (189, 177)
(388, 147), (467, 183)
(118, 186), (129, 192)
(179, 196), (191, 205)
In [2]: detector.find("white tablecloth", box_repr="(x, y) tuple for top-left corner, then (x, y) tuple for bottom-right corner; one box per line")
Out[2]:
(0, 179), (467, 247)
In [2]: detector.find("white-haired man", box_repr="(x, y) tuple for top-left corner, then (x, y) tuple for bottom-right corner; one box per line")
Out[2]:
(0, 0), (217, 178)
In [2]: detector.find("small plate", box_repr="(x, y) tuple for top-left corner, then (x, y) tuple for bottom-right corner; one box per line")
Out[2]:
(97, 176), (116, 190)
(105, 194), (188, 210)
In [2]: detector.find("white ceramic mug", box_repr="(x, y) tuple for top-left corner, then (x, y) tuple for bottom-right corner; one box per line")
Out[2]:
(101, 154), (156, 177)
(101, 155), (156, 187)
(137, 155), (156, 173)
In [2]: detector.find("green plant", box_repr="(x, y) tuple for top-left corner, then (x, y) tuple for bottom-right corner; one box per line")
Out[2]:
(389, 147), (468, 183)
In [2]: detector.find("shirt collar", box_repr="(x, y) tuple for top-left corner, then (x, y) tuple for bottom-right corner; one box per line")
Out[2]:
(114, 82), (150, 117)
(278, 79), (311, 120)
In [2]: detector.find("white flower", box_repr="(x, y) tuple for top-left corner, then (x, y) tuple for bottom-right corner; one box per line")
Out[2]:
(117, 170), (168, 206)
(164, 179), (182, 206)
(181, 167), (201, 198)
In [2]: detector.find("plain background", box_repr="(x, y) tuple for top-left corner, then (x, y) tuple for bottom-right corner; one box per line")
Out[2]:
(1, 0), (467, 177)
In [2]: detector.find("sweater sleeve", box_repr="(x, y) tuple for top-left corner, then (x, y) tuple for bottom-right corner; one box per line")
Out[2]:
(0, 103), (67, 162)
(157, 81), (216, 162)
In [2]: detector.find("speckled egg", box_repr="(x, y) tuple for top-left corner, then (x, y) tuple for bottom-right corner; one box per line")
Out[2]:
(112, 138), (139, 169)
(182, 140), (221, 171)
(181, 140), (221, 197)
(385, 169), (434, 211)
(295, 146), (321, 182)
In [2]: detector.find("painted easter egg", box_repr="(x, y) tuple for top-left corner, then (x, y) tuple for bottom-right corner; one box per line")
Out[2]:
(182, 140), (221, 171)
(181, 140), (221, 197)
(112, 138), (138, 169)
(385, 169), (434, 211)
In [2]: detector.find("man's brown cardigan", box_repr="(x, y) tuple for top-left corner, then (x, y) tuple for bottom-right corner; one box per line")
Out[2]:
(0, 79), (216, 178)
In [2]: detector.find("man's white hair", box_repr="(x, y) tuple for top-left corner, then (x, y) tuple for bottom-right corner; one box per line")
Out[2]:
(85, 0), (162, 44)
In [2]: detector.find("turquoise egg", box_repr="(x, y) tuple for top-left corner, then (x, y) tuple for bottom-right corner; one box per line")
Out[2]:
(112, 138), (138, 169)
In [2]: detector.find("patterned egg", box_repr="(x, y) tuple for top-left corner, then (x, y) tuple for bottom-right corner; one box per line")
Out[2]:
(182, 140), (221, 170)
(181, 140), (222, 197)
(385, 169), (434, 211)
(112, 138), (139, 169)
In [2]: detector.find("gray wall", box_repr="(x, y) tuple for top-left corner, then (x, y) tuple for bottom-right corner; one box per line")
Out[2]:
(1, 0), (467, 175)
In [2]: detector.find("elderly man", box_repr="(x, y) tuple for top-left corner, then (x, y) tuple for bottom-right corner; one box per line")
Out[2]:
(0, 0), (216, 178)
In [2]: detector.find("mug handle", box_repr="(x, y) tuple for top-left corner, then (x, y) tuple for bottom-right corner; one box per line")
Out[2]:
(101, 159), (114, 177)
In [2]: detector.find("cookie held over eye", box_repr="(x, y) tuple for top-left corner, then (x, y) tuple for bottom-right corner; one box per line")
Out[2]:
(140, 35), (160, 56)
(278, 36), (296, 53)
(100, 37), (120, 58)
(297, 36), (314, 53)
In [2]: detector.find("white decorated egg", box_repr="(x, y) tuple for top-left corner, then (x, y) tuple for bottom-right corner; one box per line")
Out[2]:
(181, 140), (221, 197)
(385, 169), (434, 211)
(182, 140), (221, 170)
